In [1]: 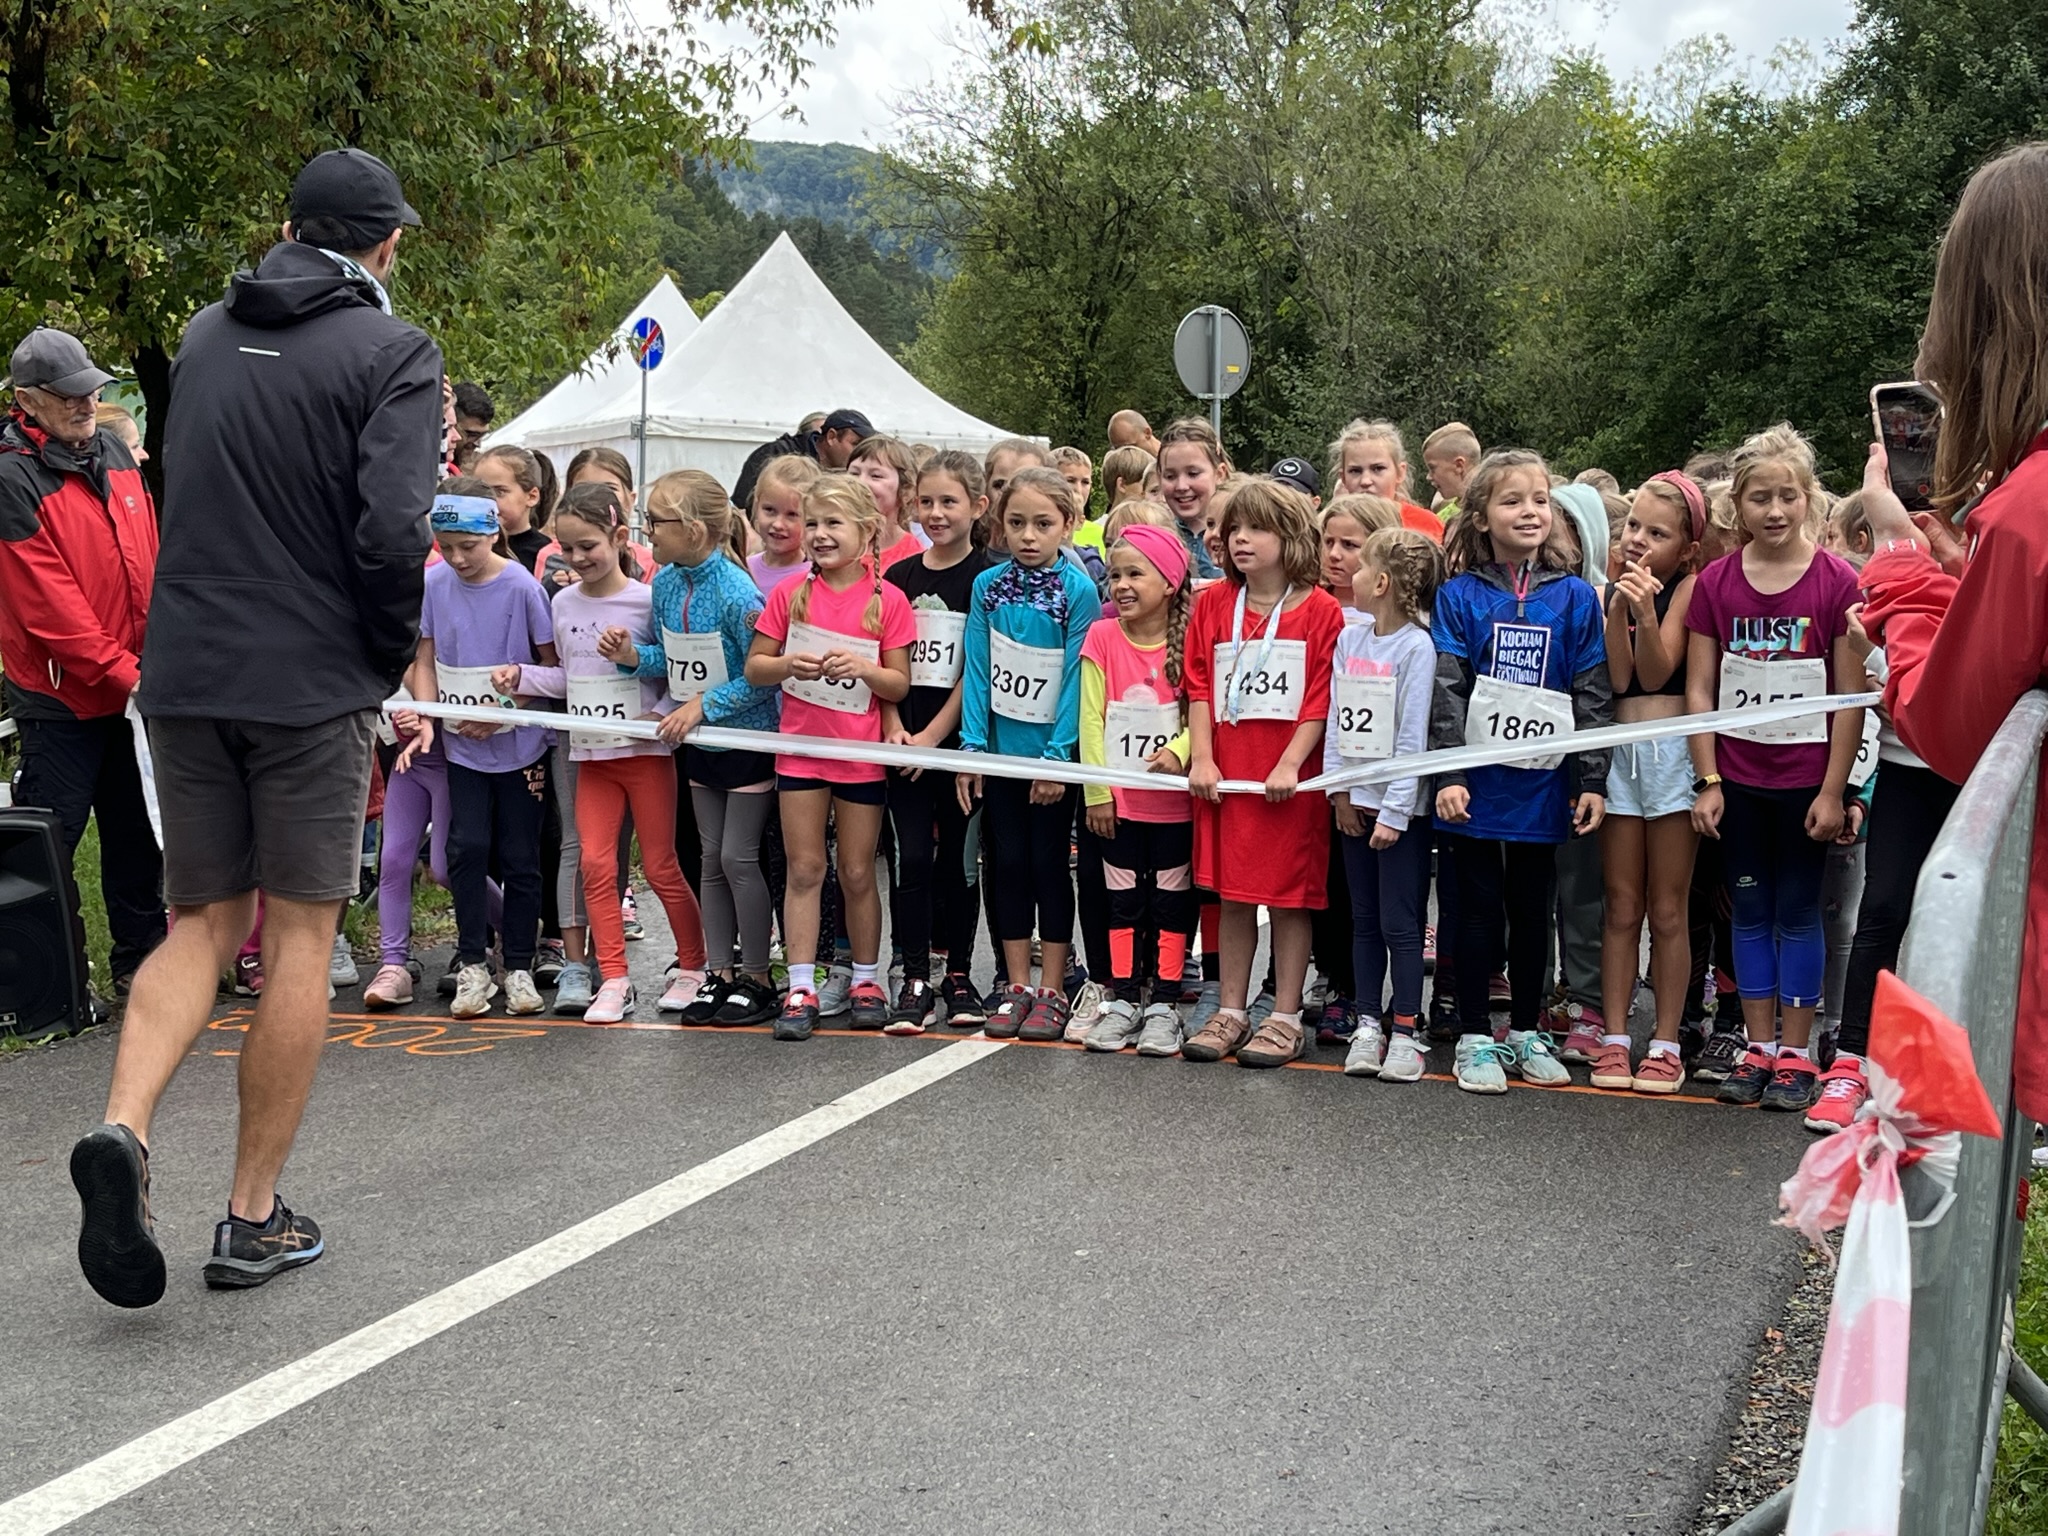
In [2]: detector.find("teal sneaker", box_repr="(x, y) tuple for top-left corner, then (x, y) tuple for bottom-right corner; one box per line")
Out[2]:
(1506, 1029), (1571, 1086)
(1453, 1034), (1514, 1095)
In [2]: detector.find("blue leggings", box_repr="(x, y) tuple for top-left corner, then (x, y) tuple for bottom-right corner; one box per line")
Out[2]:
(1720, 781), (1827, 1008)
(1340, 815), (1432, 1020)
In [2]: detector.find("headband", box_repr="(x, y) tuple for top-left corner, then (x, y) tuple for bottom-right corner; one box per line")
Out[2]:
(1114, 524), (1190, 592)
(430, 495), (500, 535)
(1647, 471), (1706, 543)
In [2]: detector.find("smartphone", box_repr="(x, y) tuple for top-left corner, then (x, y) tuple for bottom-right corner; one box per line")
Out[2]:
(1870, 381), (1940, 512)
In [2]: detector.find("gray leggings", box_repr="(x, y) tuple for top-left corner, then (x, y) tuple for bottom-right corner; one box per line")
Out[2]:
(693, 786), (774, 973)
(553, 741), (586, 930)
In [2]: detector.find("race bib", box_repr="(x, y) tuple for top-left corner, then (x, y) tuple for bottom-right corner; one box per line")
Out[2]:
(567, 673), (641, 752)
(988, 630), (1062, 726)
(434, 663), (515, 735)
(908, 608), (967, 690)
(1848, 706), (1882, 790)
(1213, 639), (1307, 723)
(1105, 697), (1181, 774)
(375, 685), (410, 747)
(1334, 673), (1398, 761)
(662, 628), (728, 704)
(1718, 654), (1828, 745)
(1465, 673), (1572, 771)
(782, 621), (878, 715)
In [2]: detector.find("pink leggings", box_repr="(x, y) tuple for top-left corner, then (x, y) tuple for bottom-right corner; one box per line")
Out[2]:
(578, 754), (705, 979)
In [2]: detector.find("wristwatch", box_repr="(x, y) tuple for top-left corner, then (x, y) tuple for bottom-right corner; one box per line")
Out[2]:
(1692, 773), (1722, 795)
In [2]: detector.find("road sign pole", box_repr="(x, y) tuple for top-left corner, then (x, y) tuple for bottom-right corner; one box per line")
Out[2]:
(636, 367), (648, 528)
(1207, 306), (1223, 436)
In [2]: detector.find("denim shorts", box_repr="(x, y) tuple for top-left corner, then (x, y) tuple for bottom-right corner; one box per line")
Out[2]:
(1605, 734), (1694, 820)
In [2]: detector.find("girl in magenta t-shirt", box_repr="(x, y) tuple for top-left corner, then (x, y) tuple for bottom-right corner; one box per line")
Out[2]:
(1683, 424), (1865, 1115)
(745, 474), (914, 1039)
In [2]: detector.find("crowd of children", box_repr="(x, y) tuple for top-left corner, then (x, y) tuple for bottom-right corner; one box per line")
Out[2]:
(361, 408), (1915, 1138)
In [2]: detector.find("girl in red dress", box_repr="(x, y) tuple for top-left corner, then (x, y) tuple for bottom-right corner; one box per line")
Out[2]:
(1183, 478), (1346, 1067)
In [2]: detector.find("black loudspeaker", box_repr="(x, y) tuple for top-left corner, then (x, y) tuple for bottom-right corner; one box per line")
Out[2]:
(0, 808), (91, 1041)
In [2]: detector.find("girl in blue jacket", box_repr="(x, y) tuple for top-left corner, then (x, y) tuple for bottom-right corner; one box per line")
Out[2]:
(602, 469), (783, 1027)
(1431, 449), (1613, 1096)
(956, 467), (1099, 1042)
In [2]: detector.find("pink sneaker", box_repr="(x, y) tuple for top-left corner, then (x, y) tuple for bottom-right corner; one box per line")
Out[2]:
(1588, 1039), (1634, 1090)
(583, 977), (636, 1025)
(362, 964), (414, 1011)
(1631, 1049), (1687, 1095)
(1803, 1056), (1869, 1134)
(1550, 1001), (1605, 1063)
(659, 969), (706, 1013)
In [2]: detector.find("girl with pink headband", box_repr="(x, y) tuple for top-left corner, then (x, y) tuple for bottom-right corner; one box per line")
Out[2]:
(1075, 524), (1200, 1055)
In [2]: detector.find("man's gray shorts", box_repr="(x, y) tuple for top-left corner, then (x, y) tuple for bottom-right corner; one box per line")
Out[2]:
(147, 711), (375, 906)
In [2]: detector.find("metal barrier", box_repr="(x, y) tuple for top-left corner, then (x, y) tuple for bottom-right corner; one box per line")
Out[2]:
(1895, 689), (2048, 1532)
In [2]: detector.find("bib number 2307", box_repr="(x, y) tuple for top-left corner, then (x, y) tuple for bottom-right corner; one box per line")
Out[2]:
(988, 631), (1062, 726)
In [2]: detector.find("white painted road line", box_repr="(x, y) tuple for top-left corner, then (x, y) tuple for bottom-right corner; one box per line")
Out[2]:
(0, 1036), (1009, 1536)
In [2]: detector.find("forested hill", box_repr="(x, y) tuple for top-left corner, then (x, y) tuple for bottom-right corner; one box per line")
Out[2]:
(714, 141), (875, 227)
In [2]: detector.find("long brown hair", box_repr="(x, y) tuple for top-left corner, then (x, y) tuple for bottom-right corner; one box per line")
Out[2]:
(552, 482), (643, 580)
(1443, 449), (1577, 575)
(1215, 476), (1321, 589)
(565, 445), (634, 495)
(1917, 141), (2048, 517)
(478, 443), (558, 530)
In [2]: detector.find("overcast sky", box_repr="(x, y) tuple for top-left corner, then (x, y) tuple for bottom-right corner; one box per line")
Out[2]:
(648, 0), (1860, 147)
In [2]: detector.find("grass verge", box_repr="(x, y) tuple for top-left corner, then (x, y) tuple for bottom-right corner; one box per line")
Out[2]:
(1989, 1170), (2046, 1535)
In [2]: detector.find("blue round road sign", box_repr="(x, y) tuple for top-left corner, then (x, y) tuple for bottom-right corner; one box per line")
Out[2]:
(631, 317), (664, 370)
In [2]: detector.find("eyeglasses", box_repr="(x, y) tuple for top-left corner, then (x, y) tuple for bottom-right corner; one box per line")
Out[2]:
(646, 516), (686, 529)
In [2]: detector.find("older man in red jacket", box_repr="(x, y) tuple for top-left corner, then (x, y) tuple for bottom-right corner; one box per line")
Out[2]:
(0, 327), (164, 992)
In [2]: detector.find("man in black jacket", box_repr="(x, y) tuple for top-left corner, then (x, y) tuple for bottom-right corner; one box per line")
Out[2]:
(70, 148), (441, 1309)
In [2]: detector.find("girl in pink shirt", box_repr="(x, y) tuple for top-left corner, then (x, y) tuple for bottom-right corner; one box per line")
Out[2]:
(745, 474), (915, 1039)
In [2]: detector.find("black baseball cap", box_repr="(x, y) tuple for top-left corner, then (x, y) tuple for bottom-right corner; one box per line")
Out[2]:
(9, 328), (116, 396)
(290, 149), (421, 249)
(1269, 457), (1321, 498)
(820, 408), (874, 439)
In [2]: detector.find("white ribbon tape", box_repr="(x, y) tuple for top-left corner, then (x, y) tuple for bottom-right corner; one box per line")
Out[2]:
(395, 691), (1880, 797)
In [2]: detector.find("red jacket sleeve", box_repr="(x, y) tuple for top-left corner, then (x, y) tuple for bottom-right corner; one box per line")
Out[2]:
(0, 516), (142, 696)
(1862, 512), (2048, 784)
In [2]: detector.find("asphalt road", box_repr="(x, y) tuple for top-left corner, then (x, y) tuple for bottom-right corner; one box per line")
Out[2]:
(0, 911), (1811, 1535)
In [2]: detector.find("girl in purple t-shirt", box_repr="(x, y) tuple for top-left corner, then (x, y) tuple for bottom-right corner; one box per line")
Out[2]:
(1683, 425), (1866, 1115)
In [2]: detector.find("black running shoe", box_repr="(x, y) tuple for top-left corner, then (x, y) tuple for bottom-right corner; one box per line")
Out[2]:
(1760, 1058), (1821, 1113)
(71, 1124), (165, 1309)
(1426, 987), (1462, 1045)
(774, 988), (818, 1042)
(1717, 1047), (1777, 1106)
(940, 974), (984, 1029)
(885, 977), (936, 1036)
(1019, 989), (1069, 1042)
(1693, 1029), (1749, 1083)
(678, 976), (731, 1026)
(203, 1197), (324, 1290)
(712, 975), (780, 1027)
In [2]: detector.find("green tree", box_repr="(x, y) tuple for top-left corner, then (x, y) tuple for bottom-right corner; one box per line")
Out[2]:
(0, 0), (844, 459)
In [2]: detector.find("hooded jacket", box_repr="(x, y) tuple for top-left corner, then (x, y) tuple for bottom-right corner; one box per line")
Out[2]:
(0, 411), (157, 720)
(140, 241), (440, 726)
(1552, 483), (1611, 589)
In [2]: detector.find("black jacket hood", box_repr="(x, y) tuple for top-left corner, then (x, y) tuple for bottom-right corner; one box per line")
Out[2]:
(223, 242), (383, 329)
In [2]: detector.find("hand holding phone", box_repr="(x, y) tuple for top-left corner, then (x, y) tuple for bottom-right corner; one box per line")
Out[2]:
(1869, 381), (1940, 512)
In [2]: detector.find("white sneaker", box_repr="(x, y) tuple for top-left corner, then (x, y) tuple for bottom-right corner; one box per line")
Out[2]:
(817, 963), (853, 1017)
(329, 933), (359, 988)
(1454, 1033), (1512, 1094)
(1343, 1022), (1386, 1077)
(1378, 1032), (1429, 1082)
(450, 963), (497, 1019)
(502, 969), (544, 1016)
(1134, 1003), (1184, 1057)
(1084, 998), (1143, 1052)
(583, 976), (636, 1024)
(1506, 1029), (1571, 1086)
(1065, 979), (1107, 1043)
(660, 969), (707, 1013)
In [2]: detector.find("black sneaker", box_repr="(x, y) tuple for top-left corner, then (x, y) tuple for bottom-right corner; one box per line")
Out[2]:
(712, 975), (780, 1027)
(1426, 987), (1463, 1045)
(1693, 1029), (1749, 1083)
(885, 978), (936, 1036)
(678, 976), (732, 1026)
(71, 1124), (165, 1309)
(533, 939), (566, 987)
(985, 986), (1031, 1039)
(1760, 1058), (1821, 1112)
(1717, 1047), (1778, 1106)
(940, 974), (984, 1028)
(848, 979), (890, 1031)
(774, 988), (818, 1042)
(203, 1197), (324, 1290)
(1019, 988), (1069, 1042)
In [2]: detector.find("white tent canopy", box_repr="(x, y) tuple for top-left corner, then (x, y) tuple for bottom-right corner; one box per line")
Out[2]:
(486, 274), (701, 447)
(509, 233), (1024, 495)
